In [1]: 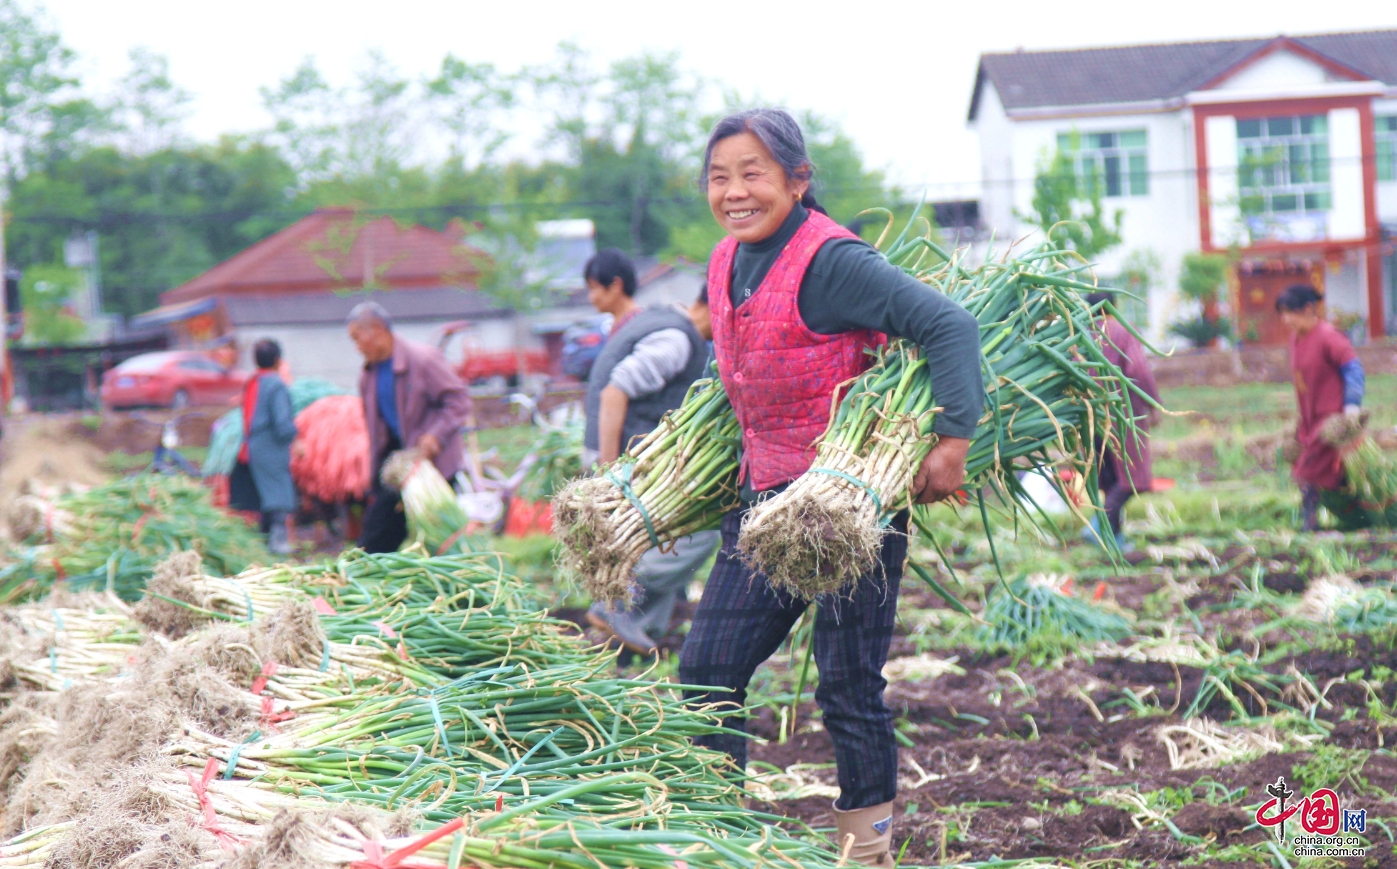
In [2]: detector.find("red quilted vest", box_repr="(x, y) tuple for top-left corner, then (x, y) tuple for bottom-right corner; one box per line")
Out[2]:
(709, 210), (884, 490)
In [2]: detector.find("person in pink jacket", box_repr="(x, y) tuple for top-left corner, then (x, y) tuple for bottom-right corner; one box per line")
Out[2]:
(347, 302), (471, 552)
(1084, 291), (1161, 552)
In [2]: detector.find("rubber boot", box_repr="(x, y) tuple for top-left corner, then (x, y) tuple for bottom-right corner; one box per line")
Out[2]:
(832, 800), (896, 867)
(266, 512), (294, 556)
(586, 602), (657, 655)
(1080, 515), (1104, 546)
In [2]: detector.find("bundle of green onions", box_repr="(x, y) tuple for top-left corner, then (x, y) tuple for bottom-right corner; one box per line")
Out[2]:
(738, 220), (1148, 598)
(1319, 411), (1397, 527)
(515, 419), (584, 502)
(380, 449), (474, 555)
(1, 545), (855, 869)
(976, 573), (1132, 649)
(552, 374), (740, 603)
(0, 474), (269, 604)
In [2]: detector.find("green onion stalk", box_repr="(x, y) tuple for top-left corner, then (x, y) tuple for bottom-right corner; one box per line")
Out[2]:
(739, 214), (1156, 599)
(515, 418), (584, 503)
(381, 450), (475, 555)
(553, 375), (741, 604)
(0, 474), (270, 604)
(232, 787), (851, 869)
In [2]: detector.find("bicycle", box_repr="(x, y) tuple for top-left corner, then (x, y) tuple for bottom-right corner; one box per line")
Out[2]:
(129, 410), (206, 476)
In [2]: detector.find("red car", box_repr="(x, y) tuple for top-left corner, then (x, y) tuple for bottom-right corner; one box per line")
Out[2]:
(100, 351), (248, 410)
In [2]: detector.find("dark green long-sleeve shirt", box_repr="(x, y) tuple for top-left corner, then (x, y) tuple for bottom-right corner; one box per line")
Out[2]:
(725, 203), (984, 497)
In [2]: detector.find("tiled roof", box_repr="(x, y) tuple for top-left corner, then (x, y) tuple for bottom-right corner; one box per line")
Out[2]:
(223, 287), (506, 328)
(162, 209), (485, 304)
(970, 30), (1397, 118)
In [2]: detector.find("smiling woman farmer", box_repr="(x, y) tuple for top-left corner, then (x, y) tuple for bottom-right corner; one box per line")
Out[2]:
(676, 108), (983, 867)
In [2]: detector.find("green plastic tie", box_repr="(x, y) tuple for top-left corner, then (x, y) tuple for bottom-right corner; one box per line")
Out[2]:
(48, 647), (57, 673)
(318, 638), (331, 673)
(224, 730), (263, 780)
(51, 610), (64, 631)
(242, 587), (255, 623)
(604, 463), (659, 547)
(805, 468), (893, 526)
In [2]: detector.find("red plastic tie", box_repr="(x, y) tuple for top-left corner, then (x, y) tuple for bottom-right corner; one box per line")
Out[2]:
(374, 621), (397, 639)
(51, 559), (66, 581)
(187, 757), (244, 850)
(311, 596), (338, 615)
(495, 794), (503, 813)
(434, 525), (473, 557)
(349, 816), (466, 869)
(250, 660), (279, 696)
(1092, 581), (1107, 602)
(657, 844), (691, 869)
(260, 696), (295, 730)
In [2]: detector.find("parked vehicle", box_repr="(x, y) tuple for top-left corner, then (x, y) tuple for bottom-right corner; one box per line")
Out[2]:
(437, 321), (552, 387)
(100, 351), (247, 410)
(559, 315), (610, 381)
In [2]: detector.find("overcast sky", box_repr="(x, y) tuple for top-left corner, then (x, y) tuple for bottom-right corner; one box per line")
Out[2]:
(44, 0), (1396, 197)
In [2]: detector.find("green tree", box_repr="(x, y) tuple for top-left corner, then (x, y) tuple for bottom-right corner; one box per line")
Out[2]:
(6, 139), (298, 318)
(19, 262), (84, 344)
(0, 0), (81, 181)
(259, 57), (339, 182)
(530, 41), (600, 163)
(424, 55), (514, 169)
(1022, 139), (1123, 261)
(1167, 251), (1232, 347)
(114, 47), (191, 155)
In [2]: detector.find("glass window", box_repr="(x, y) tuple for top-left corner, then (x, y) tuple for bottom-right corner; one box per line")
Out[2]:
(1378, 116), (1397, 183)
(1057, 128), (1149, 198)
(1236, 114), (1330, 216)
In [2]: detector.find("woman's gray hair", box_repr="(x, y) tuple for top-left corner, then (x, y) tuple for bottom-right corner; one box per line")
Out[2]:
(347, 301), (393, 331)
(700, 108), (824, 213)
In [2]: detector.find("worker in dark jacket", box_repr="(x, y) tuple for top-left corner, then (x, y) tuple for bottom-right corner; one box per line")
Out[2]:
(581, 249), (719, 654)
(349, 302), (472, 553)
(229, 339), (299, 554)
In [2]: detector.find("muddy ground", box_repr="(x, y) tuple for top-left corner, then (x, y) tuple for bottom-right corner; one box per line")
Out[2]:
(732, 546), (1397, 868)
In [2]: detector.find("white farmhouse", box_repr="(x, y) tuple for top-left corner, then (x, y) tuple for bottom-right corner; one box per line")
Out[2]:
(969, 30), (1397, 345)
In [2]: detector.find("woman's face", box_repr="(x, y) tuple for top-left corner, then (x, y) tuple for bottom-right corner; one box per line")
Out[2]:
(1280, 305), (1321, 335)
(706, 131), (808, 244)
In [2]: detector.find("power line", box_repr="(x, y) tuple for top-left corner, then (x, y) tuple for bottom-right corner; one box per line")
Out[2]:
(8, 150), (1396, 226)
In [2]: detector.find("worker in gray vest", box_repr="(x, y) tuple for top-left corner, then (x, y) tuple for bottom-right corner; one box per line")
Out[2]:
(581, 249), (719, 654)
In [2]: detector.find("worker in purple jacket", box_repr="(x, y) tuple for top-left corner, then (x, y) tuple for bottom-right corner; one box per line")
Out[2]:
(677, 108), (983, 867)
(348, 302), (471, 553)
(1084, 290), (1161, 553)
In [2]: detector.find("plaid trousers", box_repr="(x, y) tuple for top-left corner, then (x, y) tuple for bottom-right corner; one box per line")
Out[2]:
(678, 507), (907, 810)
